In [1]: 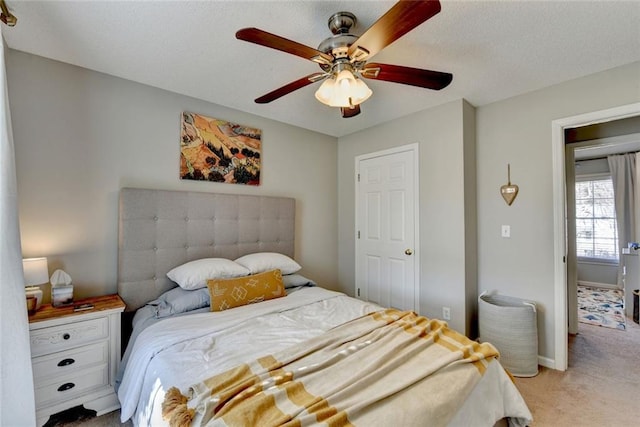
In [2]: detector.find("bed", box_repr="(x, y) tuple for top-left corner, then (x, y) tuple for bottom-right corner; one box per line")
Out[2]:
(116, 188), (532, 427)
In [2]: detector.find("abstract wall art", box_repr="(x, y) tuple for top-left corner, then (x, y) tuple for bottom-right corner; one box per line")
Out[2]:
(180, 112), (261, 185)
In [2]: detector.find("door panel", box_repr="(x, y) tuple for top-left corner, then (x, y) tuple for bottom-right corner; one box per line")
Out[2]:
(389, 190), (405, 241)
(366, 193), (382, 240)
(389, 257), (407, 309)
(366, 255), (382, 304)
(356, 146), (418, 311)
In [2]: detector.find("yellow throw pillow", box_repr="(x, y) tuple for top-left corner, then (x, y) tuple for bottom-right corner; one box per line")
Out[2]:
(207, 269), (285, 312)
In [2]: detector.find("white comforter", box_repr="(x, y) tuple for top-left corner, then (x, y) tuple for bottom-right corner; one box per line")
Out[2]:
(118, 287), (532, 426)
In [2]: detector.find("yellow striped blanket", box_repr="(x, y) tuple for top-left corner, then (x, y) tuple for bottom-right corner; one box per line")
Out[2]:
(162, 309), (499, 427)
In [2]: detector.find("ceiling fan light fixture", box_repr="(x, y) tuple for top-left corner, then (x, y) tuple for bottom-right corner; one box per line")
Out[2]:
(238, 2), (451, 118)
(352, 77), (373, 103)
(314, 69), (372, 108)
(336, 69), (355, 87)
(314, 77), (336, 104)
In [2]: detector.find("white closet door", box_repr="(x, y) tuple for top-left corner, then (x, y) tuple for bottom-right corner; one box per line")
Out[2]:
(356, 145), (419, 312)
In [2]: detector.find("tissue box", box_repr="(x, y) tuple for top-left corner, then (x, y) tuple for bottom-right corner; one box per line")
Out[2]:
(52, 284), (74, 307)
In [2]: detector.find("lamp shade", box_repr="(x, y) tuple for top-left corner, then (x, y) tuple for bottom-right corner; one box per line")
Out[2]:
(314, 70), (372, 108)
(23, 257), (49, 286)
(23, 257), (48, 312)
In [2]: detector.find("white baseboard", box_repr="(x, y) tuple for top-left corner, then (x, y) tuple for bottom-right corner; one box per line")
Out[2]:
(538, 355), (556, 370)
(577, 280), (618, 290)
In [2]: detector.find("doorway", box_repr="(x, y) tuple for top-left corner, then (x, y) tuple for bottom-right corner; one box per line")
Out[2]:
(552, 102), (640, 371)
(355, 144), (420, 311)
(565, 134), (640, 335)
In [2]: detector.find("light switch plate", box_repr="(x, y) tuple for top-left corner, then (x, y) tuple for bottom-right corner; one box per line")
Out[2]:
(501, 225), (511, 238)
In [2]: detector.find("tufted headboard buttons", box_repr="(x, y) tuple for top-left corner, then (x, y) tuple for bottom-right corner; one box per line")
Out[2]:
(117, 188), (295, 312)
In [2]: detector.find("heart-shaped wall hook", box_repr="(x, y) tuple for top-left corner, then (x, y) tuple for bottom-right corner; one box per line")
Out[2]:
(500, 164), (519, 206)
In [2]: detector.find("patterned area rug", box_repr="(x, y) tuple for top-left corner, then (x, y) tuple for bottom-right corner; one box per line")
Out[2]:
(578, 286), (626, 330)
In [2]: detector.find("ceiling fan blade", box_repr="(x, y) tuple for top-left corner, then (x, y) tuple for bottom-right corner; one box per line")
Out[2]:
(341, 105), (361, 118)
(348, 0), (441, 60)
(255, 73), (326, 104)
(237, 28), (333, 65)
(362, 63), (452, 90)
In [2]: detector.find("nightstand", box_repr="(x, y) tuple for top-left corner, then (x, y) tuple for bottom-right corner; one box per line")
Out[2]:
(28, 294), (125, 427)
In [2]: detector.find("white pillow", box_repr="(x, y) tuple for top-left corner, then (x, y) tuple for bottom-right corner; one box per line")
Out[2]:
(234, 252), (301, 275)
(167, 258), (250, 290)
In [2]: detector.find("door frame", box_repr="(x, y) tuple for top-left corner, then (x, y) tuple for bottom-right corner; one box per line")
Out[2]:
(355, 143), (420, 311)
(552, 102), (640, 371)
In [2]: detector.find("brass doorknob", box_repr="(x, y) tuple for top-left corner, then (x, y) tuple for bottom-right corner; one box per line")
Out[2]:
(405, 249), (413, 255)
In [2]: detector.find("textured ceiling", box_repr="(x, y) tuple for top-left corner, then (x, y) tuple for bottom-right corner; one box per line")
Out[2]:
(2, 0), (640, 137)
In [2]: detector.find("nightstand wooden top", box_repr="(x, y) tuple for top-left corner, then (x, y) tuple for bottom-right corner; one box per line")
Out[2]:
(28, 294), (125, 324)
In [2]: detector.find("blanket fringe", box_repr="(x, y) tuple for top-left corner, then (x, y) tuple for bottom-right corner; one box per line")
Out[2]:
(169, 404), (195, 427)
(162, 387), (190, 421)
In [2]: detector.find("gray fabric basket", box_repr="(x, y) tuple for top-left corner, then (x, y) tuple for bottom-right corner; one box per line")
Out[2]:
(479, 293), (538, 377)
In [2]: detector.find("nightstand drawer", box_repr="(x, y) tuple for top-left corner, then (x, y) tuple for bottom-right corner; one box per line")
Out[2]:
(30, 317), (108, 357)
(29, 295), (125, 426)
(32, 341), (108, 381)
(34, 365), (109, 408)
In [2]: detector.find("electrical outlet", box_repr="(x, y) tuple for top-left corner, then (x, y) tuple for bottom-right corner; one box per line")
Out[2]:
(442, 306), (451, 320)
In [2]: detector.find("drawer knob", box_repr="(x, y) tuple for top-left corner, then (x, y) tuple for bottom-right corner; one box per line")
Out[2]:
(62, 333), (71, 340)
(57, 382), (75, 392)
(57, 358), (75, 367)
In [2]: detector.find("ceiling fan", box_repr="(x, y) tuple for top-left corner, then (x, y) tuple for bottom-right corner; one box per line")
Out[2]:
(236, 0), (452, 118)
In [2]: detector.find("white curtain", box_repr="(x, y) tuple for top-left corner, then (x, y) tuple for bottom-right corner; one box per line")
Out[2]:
(608, 153), (636, 289)
(0, 39), (37, 425)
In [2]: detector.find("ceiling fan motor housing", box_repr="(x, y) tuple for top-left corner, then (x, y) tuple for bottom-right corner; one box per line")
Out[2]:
(328, 11), (357, 35)
(318, 11), (360, 70)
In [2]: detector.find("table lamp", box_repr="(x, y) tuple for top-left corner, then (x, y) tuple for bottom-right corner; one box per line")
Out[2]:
(23, 257), (49, 310)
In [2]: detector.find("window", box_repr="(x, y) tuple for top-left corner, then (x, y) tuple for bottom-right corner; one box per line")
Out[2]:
(575, 175), (618, 262)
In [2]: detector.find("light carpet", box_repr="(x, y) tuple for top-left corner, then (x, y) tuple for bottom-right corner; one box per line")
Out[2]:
(514, 318), (640, 426)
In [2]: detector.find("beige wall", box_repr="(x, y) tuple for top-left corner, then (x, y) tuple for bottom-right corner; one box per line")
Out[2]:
(337, 99), (477, 334)
(9, 46), (640, 367)
(8, 50), (338, 302)
(476, 61), (640, 362)
(338, 61), (640, 365)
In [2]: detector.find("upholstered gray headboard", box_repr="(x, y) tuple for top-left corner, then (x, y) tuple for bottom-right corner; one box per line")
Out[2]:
(118, 188), (295, 312)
